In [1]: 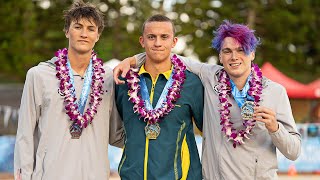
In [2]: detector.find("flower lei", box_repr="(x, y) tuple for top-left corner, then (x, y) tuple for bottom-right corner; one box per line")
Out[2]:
(55, 48), (105, 128)
(218, 63), (263, 148)
(126, 54), (186, 124)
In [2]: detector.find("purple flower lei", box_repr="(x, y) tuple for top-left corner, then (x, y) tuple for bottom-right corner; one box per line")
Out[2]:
(126, 54), (186, 124)
(55, 48), (105, 128)
(218, 63), (263, 148)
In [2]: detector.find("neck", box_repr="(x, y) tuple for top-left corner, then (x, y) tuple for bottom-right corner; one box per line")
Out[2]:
(144, 58), (172, 80)
(68, 49), (92, 77)
(230, 75), (250, 90)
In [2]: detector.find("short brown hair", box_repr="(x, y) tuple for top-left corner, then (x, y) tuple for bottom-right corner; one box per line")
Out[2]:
(63, 0), (104, 34)
(141, 14), (175, 35)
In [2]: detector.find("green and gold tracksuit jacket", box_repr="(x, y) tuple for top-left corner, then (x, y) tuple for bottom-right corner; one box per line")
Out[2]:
(115, 65), (204, 180)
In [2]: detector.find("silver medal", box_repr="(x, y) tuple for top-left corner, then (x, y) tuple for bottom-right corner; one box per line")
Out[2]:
(145, 122), (161, 140)
(70, 123), (82, 139)
(241, 101), (255, 120)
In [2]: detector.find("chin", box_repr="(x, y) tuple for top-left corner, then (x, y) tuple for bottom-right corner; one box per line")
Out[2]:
(76, 47), (93, 54)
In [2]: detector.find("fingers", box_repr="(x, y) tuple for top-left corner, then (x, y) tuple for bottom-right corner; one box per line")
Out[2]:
(16, 169), (21, 180)
(121, 65), (130, 78)
(113, 56), (137, 85)
(253, 106), (278, 132)
(113, 66), (126, 85)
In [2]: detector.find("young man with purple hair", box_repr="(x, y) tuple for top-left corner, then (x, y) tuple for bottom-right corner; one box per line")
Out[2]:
(114, 20), (301, 179)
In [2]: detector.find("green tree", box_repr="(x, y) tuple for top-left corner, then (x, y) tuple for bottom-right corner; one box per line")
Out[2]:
(1, 0), (319, 83)
(0, 0), (38, 82)
(173, 0), (320, 83)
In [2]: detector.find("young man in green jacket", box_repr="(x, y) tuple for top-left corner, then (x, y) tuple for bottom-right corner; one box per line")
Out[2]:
(115, 14), (204, 180)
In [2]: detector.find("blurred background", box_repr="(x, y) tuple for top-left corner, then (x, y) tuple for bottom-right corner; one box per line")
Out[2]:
(0, 0), (319, 179)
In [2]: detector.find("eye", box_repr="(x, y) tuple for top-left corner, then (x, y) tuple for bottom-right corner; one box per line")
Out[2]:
(147, 35), (155, 40)
(161, 35), (169, 39)
(237, 48), (245, 54)
(222, 49), (231, 54)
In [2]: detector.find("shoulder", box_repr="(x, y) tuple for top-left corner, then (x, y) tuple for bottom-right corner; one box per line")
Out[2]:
(102, 64), (114, 90)
(35, 57), (57, 72)
(102, 64), (113, 80)
(184, 70), (203, 87)
(185, 70), (201, 80)
(263, 77), (286, 93)
(26, 57), (55, 77)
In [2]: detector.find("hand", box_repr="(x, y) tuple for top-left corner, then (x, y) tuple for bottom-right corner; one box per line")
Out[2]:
(113, 56), (136, 84)
(253, 106), (279, 133)
(16, 169), (21, 180)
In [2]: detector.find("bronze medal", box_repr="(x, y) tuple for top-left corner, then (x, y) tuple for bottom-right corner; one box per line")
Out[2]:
(241, 101), (255, 120)
(145, 122), (160, 140)
(70, 122), (82, 139)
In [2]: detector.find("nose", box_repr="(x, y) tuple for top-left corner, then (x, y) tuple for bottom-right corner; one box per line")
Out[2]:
(154, 37), (162, 47)
(80, 29), (88, 38)
(231, 51), (239, 60)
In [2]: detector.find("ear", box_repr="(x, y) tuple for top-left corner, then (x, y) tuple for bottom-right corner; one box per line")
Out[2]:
(171, 37), (178, 48)
(250, 51), (255, 61)
(96, 34), (100, 42)
(139, 36), (145, 48)
(219, 53), (222, 63)
(65, 30), (69, 39)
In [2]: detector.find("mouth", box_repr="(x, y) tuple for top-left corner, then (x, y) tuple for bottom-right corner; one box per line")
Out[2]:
(229, 63), (241, 67)
(152, 49), (164, 52)
(78, 40), (89, 43)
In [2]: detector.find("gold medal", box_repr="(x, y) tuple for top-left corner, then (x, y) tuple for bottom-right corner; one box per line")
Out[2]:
(241, 101), (255, 120)
(145, 122), (160, 140)
(70, 122), (82, 139)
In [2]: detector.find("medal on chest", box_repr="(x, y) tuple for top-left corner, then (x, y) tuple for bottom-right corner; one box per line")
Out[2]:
(145, 122), (161, 139)
(126, 55), (186, 140)
(218, 63), (263, 148)
(241, 101), (255, 120)
(70, 123), (82, 139)
(55, 48), (105, 139)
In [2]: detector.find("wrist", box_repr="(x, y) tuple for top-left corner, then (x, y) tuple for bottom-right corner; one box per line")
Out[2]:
(130, 56), (137, 67)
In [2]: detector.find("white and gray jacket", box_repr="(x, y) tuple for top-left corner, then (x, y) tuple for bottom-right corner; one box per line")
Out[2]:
(14, 57), (124, 180)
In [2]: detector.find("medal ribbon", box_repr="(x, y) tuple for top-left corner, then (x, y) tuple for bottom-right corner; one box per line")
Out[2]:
(67, 59), (93, 114)
(230, 75), (254, 108)
(139, 71), (174, 111)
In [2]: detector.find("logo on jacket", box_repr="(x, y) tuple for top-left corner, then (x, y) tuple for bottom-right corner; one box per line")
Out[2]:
(58, 89), (65, 96)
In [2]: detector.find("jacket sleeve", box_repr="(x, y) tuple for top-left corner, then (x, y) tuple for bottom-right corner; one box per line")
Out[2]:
(269, 86), (301, 160)
(190, 75), (204, 132)
(14, 67), (42, 180)
(176, 55), (205, 77)
(109, 82), (125, 148)
(134, 52), (146, 68)
(134, 53), (206, 77)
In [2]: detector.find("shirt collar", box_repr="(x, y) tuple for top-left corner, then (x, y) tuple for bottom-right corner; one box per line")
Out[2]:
(138, 64), (173, 80)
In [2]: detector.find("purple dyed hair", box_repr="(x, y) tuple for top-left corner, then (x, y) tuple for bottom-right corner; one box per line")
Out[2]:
(212, 20), (260, 55)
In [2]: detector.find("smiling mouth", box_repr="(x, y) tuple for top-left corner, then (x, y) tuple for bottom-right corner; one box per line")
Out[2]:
(230, 63), (241, 67)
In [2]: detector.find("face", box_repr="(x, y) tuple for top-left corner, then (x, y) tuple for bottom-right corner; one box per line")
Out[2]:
(219, 37), (255, 80)
(139, 21), (177, 64)
(65, 18), (100, 55)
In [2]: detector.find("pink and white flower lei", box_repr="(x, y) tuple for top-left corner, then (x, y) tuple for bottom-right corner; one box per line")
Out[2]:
(126, 54), (186, 124)
(218, 63), (263, 148)
(55, 48), (105, 128)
